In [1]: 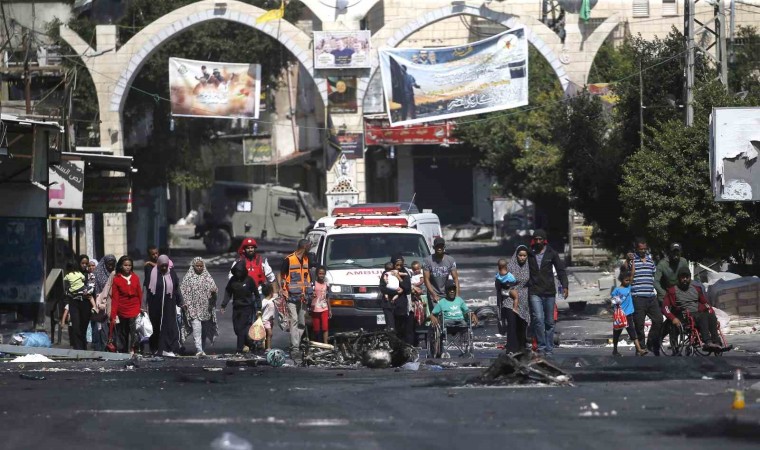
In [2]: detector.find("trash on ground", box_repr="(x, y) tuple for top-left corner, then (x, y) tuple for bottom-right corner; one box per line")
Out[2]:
(401, 361), (420, 371)
(302, 330), (418, 368)
(210, 431), (252, 450)
(9, 354), (55, 363)
(11, 332), (51, 348)
(19, 373), (46, 381)
(470, 351), (573, 386)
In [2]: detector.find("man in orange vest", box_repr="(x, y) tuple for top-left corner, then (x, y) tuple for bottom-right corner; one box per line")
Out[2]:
(279, 239), (312, 354)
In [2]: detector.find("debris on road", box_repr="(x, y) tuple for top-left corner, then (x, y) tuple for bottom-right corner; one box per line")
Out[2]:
(210, 431), (252, 450)
(19, 373), (46, 381)
(10, 332), (51, 348)
(9, 354), (55, 363)
(0, 344), (132, 361)
(471, 351), (572, 386)
(302, 330), (418, 368)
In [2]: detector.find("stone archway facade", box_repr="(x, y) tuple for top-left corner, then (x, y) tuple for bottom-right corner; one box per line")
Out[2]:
(60, 0), (319, 156)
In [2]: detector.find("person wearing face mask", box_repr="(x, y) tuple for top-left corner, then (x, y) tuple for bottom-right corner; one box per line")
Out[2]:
(527, 230), (568, 357)
(625, 237), (662, 356)
(147, 255), (184, 357)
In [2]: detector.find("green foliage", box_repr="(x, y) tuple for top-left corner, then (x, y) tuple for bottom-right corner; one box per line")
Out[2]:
(730, 26), (760, 95)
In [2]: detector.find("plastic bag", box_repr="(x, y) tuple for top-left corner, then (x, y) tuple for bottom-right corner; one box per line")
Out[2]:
(613, 306), (628, 330)
(249, 316), (266, 342)
(136, 311), (153, 342)
(11, 332), (52, 348)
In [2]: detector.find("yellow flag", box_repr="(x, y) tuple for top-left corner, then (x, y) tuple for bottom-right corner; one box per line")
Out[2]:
(256, 2), (285, 24)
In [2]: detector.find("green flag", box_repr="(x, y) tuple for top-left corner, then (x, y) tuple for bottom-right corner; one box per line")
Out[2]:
(580, 0), (591, 22)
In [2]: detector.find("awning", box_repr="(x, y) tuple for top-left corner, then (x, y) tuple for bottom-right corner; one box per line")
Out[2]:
(61, 152), (133, 172)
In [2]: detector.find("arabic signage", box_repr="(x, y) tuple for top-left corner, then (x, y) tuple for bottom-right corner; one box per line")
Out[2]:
(337, 133), (364, 159)
(49, 160), (84, 211)
(328, 76), (358, 113)
(314, 30), (371, 69)
(243, 137), (273, 165)
(364, 118), (458, 146)
(169, 57), (261, 119)
(0, 218), (45, 304)
(83, 176), (132, 213)
(378, 28), (529, 126)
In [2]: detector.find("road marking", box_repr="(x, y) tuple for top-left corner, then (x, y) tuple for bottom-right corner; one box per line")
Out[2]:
(76, 409), (174, 414)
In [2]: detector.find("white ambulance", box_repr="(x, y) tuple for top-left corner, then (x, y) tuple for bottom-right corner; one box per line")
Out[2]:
(305, 204), (442, 332)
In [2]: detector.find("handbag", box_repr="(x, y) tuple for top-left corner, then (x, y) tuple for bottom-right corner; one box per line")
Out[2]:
(105, 319), (117, 352)
(249, 314), (267, 342)
(613, 306), (628, 330)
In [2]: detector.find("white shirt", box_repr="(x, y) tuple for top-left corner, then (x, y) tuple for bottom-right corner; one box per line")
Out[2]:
(261, 298), (275, 322)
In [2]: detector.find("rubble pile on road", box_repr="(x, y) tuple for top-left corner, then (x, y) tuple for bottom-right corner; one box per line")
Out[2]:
(302, 330), (418, 368)
(472, 351), (573, 386)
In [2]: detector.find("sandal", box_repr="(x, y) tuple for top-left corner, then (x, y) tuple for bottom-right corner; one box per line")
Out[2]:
(636, 349), (649, 356)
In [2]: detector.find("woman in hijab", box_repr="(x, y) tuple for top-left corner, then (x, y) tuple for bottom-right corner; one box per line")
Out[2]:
(180, 257), (218, 357)
(379, 254), (414, 345)
(147, 255), (184, 357)
(504, 245), (531, 353)
(91, 255), (116, 351)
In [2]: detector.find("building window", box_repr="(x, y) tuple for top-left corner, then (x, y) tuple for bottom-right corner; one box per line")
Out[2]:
(662, 0), (677, 17)
(633, 0), (650, 18)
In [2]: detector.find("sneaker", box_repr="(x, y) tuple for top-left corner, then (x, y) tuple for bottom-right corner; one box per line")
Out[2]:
(195, 351), (206, 358)
(636, 349), (649, 356)
(162, 351), (177, 358)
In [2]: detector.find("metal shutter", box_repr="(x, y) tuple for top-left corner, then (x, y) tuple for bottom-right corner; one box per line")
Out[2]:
(633, 0), (650, 18)
(662, 0), (677, 16)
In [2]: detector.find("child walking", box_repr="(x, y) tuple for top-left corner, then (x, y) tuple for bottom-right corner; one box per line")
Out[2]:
(612, 271), (649, 357)
(311, 266), (332, 344)
(260, 284), (276, 350)
(222, 262), (260, 354)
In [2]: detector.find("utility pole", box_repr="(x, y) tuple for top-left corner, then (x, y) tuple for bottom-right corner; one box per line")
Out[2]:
(684, 0), (695, 127)
(22, 31), (31, 114)
(639, 59), (644, 148)
(684, 0), (729, 127)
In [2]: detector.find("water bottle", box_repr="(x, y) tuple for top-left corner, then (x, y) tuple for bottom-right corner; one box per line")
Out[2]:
(733, 368), (745, 410)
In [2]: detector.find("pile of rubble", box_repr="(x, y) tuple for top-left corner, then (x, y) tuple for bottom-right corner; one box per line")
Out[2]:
(472, 351), (572, 386)
(302, 330), (418, 368)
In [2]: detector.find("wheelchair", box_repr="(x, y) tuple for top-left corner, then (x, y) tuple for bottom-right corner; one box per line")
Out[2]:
(428, 313), (474, 359)
(660, 309), (729, 357)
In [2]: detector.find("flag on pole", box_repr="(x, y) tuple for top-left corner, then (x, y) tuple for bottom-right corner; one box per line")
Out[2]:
(256, 2), (285, 24)
(580, 0), (591, 22)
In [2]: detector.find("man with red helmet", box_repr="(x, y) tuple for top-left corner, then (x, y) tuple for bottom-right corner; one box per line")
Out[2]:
(229, 237), (278, 296)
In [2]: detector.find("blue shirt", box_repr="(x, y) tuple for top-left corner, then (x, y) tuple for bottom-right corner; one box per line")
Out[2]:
(631, 255), (656, 298)
(611, 286), (634, 316)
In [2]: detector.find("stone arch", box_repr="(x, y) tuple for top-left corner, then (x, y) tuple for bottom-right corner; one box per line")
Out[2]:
(359, 4), (570, 102)
(109, 0), (323, 113)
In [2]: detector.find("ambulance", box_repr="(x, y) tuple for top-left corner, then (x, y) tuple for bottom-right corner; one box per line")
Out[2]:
(305, 204), (442, 332)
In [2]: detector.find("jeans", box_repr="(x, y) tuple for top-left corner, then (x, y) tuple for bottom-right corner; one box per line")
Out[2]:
(633, 296), (663, 355)
(287, 301), (305, 351)
(529, 295), (556, 354)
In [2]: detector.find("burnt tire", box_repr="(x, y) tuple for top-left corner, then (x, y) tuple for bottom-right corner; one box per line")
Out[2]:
(205, 228), (232, 254)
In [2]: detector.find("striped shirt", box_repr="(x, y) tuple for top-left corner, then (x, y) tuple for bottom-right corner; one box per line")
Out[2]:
(631, 255), (656, 298)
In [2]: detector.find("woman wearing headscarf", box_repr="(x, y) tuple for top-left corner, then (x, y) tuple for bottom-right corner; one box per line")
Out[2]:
(147, 255), (184, 357)
(503, 245), (531, 353)
(379, 254), (414, 345)
(91, 254), (116, 351)
(180, 257), (219, 357)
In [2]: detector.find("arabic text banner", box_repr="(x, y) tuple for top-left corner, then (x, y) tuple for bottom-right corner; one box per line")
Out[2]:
(169, 57), (261, 119)
(378, 28), (528, 126)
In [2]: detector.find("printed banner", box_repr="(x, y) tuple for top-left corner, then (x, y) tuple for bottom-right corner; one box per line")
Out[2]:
(169, 57), (261, 119)
(314, 30), (371, 69)
(328, 76), (358, 113)
(0, 218), (45, 304)
(336, 133), (364, 159)
(49, 160), (85, 211)
(243, 137), (273, 165)
(83, 176), (132, 213)
(378, 28), (529, 126)
(364, 117), (459, 146)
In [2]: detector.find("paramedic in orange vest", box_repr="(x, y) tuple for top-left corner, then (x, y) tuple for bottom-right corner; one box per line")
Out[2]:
(230, 237), (278, 296)
(279, 239), (312, 353)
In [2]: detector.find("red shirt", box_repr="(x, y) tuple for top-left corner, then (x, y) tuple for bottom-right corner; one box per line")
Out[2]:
(111, 273), (142, 320)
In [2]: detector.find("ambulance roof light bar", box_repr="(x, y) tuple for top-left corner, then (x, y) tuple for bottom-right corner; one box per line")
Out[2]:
(334, 218), (409, 228)
(332, 206), (402, 216)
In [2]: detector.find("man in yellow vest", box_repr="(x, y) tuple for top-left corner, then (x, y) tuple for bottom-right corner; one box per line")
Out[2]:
(279, 239), (312, 355)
